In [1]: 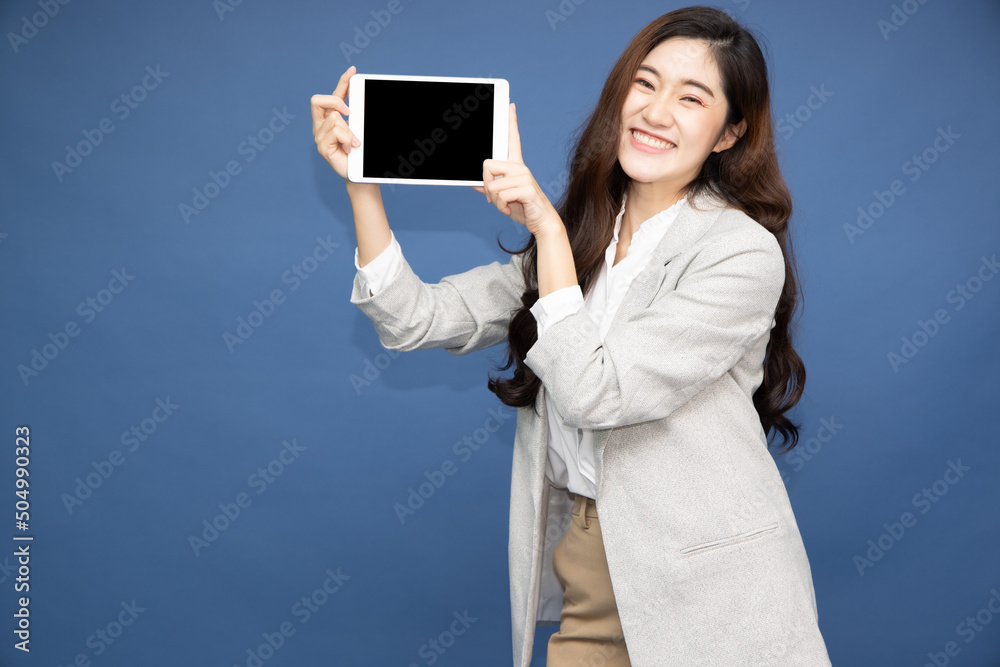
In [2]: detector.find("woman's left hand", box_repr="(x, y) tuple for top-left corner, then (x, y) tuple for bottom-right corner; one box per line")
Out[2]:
(473, 103), (562, 237)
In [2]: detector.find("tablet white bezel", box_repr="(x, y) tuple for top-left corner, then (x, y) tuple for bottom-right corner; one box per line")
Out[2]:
(346, 73), (509, 187)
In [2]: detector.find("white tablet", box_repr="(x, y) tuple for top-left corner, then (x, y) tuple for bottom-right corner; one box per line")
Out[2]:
(347, 74), (509, 186)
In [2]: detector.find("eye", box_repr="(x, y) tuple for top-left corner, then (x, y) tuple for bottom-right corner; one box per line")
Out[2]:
(634, 78), (654, 90)
(682, 96), (704, 106)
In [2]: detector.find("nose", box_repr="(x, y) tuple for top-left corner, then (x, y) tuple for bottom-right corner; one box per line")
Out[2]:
(641, 93), (675, 129)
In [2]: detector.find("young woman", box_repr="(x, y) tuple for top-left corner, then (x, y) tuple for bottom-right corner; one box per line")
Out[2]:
(312, 6), (832, 666)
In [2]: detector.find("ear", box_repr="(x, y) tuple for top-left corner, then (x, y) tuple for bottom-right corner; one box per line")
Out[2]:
(713, 118), (747, 153)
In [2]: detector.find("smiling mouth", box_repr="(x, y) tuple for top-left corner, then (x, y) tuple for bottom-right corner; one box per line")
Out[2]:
(631, 129), (675, 150)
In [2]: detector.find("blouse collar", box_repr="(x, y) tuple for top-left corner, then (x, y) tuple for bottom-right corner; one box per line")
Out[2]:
(611, 190), (690, 246)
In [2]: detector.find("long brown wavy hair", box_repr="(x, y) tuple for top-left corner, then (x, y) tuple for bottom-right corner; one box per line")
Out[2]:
(487, 6), (806, 453)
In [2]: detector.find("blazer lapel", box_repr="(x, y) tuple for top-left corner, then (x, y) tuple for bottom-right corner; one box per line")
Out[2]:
(607, 188), (728, 337)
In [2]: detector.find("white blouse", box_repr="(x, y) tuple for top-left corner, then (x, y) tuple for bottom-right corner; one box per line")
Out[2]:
(354, 191), (689, 499)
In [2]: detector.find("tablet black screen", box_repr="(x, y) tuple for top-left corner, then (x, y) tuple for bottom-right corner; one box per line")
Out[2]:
(362, 80), (495, 181)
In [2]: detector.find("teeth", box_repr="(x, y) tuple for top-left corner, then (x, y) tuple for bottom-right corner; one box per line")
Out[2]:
(632, 130), (674, 150)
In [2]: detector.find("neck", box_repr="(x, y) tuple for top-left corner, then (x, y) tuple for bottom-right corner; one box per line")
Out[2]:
(623, 181), (687, 235)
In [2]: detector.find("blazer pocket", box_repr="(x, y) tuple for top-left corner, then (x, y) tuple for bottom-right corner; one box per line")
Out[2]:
(679, 522), (779, 557)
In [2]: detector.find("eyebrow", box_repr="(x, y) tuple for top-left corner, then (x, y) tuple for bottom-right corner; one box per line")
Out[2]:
(637, 64), (716, 100)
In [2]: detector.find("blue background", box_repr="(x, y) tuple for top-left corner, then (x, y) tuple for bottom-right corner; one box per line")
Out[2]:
(1, 0), (998, 665)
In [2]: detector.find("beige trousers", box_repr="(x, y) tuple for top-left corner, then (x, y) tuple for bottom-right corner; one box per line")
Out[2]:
(547, 491), (632, 666)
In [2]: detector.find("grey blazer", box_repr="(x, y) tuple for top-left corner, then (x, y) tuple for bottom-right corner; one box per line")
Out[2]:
(350, 189), (832, 666)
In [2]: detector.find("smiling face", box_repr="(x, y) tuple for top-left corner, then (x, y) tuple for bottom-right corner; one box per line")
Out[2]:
(618, 37), (745, 202)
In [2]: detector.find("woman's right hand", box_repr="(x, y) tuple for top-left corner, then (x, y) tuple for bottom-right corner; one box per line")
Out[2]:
(311, 65), (359, 181)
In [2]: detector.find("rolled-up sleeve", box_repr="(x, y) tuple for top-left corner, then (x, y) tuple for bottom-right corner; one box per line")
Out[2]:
(529, 285), (585, 336)
(350, 241), (528, 355)
(355, 231), (404, 297)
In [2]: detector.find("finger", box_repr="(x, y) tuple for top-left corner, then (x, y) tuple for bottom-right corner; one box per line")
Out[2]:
(483, 159), (530, 187)
(491, 184), (533, 218)
(507, 103), (523, 164)
(311, 66), (355, 133)
(317, 122), (353, 159)
(482, 171), (514, 203)
(330, 124), (353, 151)
(482, 164), (497, 203)
(310, 94), (350, 116)
(470, 186), (485, 194)
(310, 95), (328, 134)
(482, 159), (513, 187)
(333, 65), (356, 103)
(483, 167), (528, 196)
(311, 94), (350, 133)
(330, 123), (359, 155)
(482, 160), (525, 201)
(489, 186), (507, 214)
(320, 113), (359, 149)
(316, 125), (339, 159)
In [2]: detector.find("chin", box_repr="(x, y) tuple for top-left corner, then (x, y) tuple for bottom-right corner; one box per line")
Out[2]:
(619, 159), (670, 184)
